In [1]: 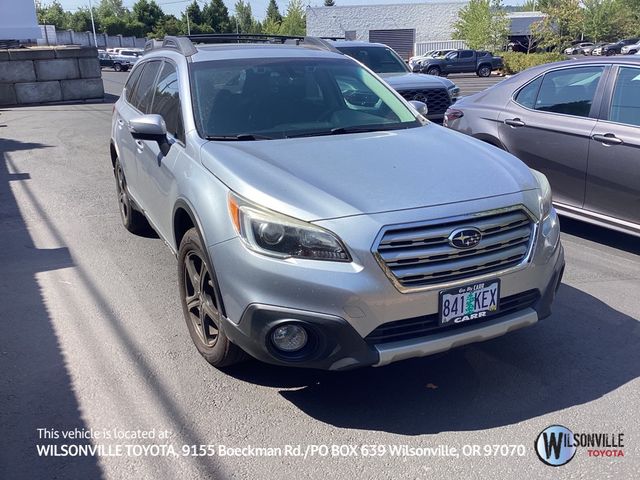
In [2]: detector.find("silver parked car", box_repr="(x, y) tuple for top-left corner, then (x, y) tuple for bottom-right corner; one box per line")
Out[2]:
(444, 56), (640, 237)
(110, 34), (564, 370)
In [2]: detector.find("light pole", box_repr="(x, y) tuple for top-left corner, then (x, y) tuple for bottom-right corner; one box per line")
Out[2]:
(88, 0), (98, 48)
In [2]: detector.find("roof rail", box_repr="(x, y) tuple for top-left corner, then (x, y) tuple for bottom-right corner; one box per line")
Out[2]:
(143, 34), (342, 57)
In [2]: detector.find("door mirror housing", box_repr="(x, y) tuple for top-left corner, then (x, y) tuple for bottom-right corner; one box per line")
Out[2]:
(129, 114), (171, 155)
(409, 100), (428, 117)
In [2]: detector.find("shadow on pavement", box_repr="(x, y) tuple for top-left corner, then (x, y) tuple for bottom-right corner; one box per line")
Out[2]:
(227, 283), (640, 435)
(0, 141), (104, 478)
(560, 216), (640, 256)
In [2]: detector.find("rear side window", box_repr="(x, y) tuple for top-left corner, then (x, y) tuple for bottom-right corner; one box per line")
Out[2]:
(514, 76), (543, 109)
(124, 65), (144, 103)
(534, 66), (604, 117)
(151, 62), (184, 142)
(609, 66), (640, 127)
(130, 60), (161, 113)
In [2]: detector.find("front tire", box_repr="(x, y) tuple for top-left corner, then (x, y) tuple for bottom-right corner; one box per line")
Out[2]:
(114, 158), (149, 234)
(426, 66), (440, 76)
(178, 228), (245, 368)
(114, 63), (123, 72)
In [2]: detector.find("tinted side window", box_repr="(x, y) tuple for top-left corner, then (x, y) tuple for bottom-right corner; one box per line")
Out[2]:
(151, 62), (184, 142)
(459, 50), (474, 59)
(534, 66), (604, 117)
(514, 76), (542, 109)
(130, 61), (161, 113)
(124, 64), (144, 103)
(609, 67), (640, 127)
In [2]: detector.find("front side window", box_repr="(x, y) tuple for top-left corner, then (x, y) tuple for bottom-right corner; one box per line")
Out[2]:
(459, 50), (474, 59)
(130, 61), (161, 113)
(608, 66), (640, 127)
(336, 46), (408, 74)
(534, 66), (604, 117)
(151, 62), (185, 142)
(124, 64), (144, 103)
(190, 58), (420, 140)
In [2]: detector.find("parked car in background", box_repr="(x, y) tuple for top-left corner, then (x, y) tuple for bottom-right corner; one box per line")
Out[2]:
(596, 38), (640, 55)
(409, 49), (457, 71)
(99, 51), (135, 72)
(332, 40), (460, 122)
(110, 34), (564, 370)
(443, 56), (640, 237)
(110, 49), (142, 71)
(418, 50), (503, 77)
(564, 42), (594, 55)
(621, 41), (640, 54)
(583, 42), (606, 55)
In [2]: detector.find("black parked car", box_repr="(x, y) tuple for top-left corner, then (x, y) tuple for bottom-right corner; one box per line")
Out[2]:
(600, 38), (640, 56)
(443, 56), (640, 237)
(98, 52), (133, 72)
(419, 50), (503, 77)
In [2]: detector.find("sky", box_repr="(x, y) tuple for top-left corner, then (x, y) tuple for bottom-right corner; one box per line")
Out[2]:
(55, 0), (527, 22)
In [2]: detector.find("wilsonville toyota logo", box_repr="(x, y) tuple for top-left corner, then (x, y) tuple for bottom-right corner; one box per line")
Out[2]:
(535, 425), (626, 467)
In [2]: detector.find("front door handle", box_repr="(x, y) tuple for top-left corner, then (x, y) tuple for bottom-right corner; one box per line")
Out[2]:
(135, 140), (145, 150)
(504, 118), (525, 128)
(592, 133), (623, 145)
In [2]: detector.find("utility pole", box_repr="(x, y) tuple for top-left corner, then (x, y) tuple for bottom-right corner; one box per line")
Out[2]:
(88, 0), (98, 48)
(186, 11), (191, 35)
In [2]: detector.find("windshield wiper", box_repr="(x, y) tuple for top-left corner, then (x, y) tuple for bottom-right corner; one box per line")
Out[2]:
(205, 134), (274, 141)
(286, 125), (406, 139)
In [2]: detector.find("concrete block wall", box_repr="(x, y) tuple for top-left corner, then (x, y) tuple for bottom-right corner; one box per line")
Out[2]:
(0, 47), (104, 106)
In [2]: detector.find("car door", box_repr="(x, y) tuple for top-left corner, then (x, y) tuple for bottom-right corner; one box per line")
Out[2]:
(113, 62), (149, 201)
(135, 60), (187, 238)
(441, 51), (459, 74)
(457, 50), (476, 73)
(585, 65), (640, 225)
(498, 65), (607, 208)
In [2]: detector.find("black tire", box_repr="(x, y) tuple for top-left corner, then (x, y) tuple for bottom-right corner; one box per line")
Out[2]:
(114, 158), (149, 234)
(477, 65), (491, 77)
(606, 50), (615, 56)
(426, 66), (440, 76)
(178, 228), (245, 368)
(114, 63), (123, 72)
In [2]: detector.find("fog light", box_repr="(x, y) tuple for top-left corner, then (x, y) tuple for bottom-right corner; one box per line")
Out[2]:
(271, 324), (308, 352)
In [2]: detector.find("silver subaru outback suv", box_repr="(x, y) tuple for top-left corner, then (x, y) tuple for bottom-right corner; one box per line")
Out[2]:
(110, 34), (564, 370)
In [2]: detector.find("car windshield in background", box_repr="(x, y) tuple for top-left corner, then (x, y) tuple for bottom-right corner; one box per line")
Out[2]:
(335, 46), (409, 74)
(190, 58), (420, 140)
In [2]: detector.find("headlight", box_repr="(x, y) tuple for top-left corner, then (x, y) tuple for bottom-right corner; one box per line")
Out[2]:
(448, 85), (460, 100)
(228, 193), (351, 262)
(530, 169), (552, 219)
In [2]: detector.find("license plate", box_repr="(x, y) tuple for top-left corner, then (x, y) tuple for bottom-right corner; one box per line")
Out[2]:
(439, 280), (500, 326)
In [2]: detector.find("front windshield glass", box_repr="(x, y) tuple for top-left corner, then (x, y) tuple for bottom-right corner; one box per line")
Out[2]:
(190, 58), (420, 140)
(335, 46), (409, 74)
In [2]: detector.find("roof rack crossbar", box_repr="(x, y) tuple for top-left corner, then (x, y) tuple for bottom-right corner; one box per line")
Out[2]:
(143, 34), (343, 56)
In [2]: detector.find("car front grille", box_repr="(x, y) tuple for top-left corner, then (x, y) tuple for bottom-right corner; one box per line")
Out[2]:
(374, 208), (536, 290)
(365, 289), (540, 345)
(397, 88), (451, 116)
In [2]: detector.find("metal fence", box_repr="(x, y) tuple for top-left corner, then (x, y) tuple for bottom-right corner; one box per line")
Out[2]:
(37, 25), (147, 49)
(414, 40), (468, 56)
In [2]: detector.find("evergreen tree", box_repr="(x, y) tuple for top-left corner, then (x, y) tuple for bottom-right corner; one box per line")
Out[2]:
(453, 0), (509, 51)
(132, 0), (165, 35)
(202, 0), (233, 33)
(279, 0), (306, 36)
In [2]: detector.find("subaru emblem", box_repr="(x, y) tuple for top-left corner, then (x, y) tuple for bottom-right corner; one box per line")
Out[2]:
(448, 228), (482, 249)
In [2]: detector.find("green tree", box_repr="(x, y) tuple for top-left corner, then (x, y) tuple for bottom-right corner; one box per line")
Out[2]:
(36, 1), (70, 29)
(532, 0), (583, 50)
(279, 0), (306, 36)
(152, 15), (185, 38)
(202, 0), (233, 33)
(266, 0), (283, 23)
(234, 0), (261, 34)
(132, 0), (165, 35)
(453, 0), (509, 51)
(324, 0), (335, 5)
(68, 7), (96, 32)
(184, 1), (203, 25)
(96, 0), (127, 19)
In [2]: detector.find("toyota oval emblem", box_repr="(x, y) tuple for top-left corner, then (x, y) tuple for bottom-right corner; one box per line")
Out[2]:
(412, 93), (428, 103)
(448, 228), (482, 249)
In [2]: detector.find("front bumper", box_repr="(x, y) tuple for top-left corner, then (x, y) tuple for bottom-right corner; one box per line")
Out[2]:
(211, 196), (564, 370)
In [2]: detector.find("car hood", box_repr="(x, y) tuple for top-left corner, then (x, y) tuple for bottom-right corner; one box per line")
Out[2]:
(200, 124), (538, 222)
(380, 72), (454, 89)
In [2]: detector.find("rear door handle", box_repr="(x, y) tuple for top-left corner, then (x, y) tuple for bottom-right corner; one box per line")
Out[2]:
(135, 140), (145, 150)
(592, 133), (623, 145)
(504, 118), (525, 127)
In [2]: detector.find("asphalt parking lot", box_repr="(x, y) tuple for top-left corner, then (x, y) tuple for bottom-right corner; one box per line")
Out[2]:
(0, 71), (638, 479)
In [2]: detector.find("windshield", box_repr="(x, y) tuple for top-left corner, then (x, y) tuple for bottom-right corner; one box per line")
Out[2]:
(190, 58), (420, 140)
(335, 46), (409, 74)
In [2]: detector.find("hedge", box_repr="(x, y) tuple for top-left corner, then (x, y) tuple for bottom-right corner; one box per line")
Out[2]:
(501, 52), (568, 75)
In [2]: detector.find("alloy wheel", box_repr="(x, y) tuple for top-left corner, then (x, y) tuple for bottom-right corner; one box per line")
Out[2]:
(183, 251), (220, 347)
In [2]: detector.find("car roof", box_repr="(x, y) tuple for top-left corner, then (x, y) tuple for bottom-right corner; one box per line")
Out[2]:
(330, 40), (388, 49)
(526, 56), (640, 73)
(187, 44), (346, 62)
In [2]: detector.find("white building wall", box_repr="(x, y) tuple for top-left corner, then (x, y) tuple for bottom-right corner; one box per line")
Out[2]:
(306, 2), (467, 43)
(0, 0), (41, 40)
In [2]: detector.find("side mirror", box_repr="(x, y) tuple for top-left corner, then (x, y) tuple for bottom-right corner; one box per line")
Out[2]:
(409, 100), (428, 117)
(129, 114), (171, 155)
